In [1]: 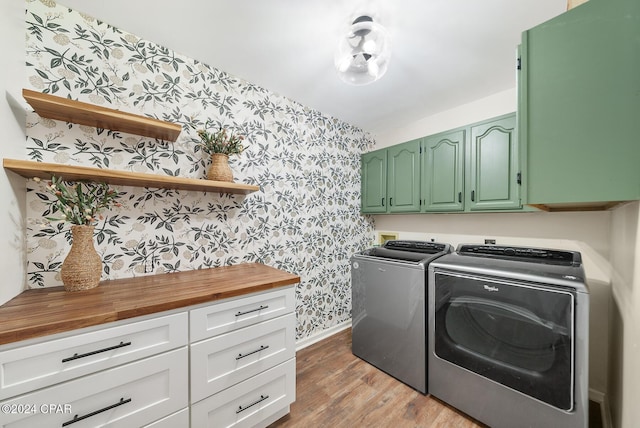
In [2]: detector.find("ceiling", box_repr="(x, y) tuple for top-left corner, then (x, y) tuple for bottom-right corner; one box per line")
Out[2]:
(59, 0), (566, 135)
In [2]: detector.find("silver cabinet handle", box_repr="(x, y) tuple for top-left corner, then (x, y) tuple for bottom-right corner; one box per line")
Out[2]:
(62, 341), (132, 363)
(235, 305), (269, 317)
(62, 398), (131, 426)
(236, 345), (269, 360)
(236, 395), (269, 414)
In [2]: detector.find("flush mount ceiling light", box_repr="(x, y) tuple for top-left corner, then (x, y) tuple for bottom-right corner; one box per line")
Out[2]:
(335, 15), (391, 86)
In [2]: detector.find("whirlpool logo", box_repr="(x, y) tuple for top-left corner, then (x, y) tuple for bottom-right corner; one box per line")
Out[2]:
(483, 284), (499, 292)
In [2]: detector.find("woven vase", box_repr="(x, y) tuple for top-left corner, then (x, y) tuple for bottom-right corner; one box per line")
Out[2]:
(207, 153), (234, 182)
(60, 225), (102, 292)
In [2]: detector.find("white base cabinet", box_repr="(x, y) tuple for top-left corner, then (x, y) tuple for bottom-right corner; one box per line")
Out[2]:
(191, 359), (296, 428)
(0, 313), (188, 401)
(190, 287), (296, 428)
(0, 286), (296, 428)
(191, 314), (295, 402)
(0, 348), (188, 428)
(144, 409), (189, 428)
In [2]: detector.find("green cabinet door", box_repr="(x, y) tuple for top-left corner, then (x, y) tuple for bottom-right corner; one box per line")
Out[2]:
(520, 0), (640, 205)
(387, 139), (421, 213)
(422, 130), (465, 212)
(361, 149), (387, 213)
(467, 114), (521, 211)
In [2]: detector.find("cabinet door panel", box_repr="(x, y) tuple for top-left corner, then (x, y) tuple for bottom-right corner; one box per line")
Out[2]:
(422, 131), (464, 212)
(521, 0), (640, 205)
(388, 140), (421, 213)
(468, 115), (521, 210)
(361, 150), (387, 213)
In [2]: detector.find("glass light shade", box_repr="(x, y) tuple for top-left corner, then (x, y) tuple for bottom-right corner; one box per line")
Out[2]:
(335, 17), (391, 85)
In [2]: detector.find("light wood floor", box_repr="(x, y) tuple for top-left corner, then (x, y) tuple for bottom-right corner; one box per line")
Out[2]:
(268, 328), (485, 428)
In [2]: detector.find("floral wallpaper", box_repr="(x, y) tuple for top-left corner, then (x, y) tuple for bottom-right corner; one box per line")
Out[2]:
(24, 0), (375, 340)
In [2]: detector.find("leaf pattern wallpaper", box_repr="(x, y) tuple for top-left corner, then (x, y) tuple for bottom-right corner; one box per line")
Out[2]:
(24, 0), (376, 340)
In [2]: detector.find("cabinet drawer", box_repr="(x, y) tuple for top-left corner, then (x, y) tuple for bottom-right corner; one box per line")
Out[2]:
(191, 358), (295, 428)
(0, 312), (187, 400)
(0, 347), (188, 428)
(190, 287), (295, 342)
(144, 408), (189, 427)
(191, 313), (295, 403)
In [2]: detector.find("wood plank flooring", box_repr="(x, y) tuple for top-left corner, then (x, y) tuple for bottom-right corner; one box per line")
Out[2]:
(269, 328), (485, 428)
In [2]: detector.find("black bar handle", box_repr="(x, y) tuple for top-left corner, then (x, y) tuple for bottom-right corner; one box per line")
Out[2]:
(62, 341), (132, 363)
(235, 305), (269, 317)
(381, 197), (384, 206)
(458, 192), (462, 203)
(389, 197), (393, 206)
(236, 395), (269, 414)
(471, 190), (475, 202)
(62, 398), (131, 426)
(236, 345), (269, 360)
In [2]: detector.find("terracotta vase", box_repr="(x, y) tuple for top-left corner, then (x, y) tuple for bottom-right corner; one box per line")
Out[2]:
(60, 225), (102, 292)
(207, 153), (234, 182)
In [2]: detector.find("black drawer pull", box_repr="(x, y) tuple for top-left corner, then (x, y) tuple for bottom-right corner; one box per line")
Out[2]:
(235, 305), (269, 317)
(236, 394), (269, 414)
(458, 192), (462, 203)
(471, 190), (475, 202)
(62, 341), (132, 363)
(62, 397), (131, 426)
(236, 345), (269, 360)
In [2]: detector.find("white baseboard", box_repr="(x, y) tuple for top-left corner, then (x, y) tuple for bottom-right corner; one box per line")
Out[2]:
(589, 388), (605, 403)
(589, 388), (612, 428)
(295, 320), (351, 351)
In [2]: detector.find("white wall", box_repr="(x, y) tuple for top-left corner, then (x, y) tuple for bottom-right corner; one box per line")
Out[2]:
(374, 88), (517, 148)
(608, 201), (640, 428)
(0, 1), (28, 305)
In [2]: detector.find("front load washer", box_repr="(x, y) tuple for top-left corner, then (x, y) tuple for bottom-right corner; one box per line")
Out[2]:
(428, 244), (589, 428)
(351, 240), (451, 393)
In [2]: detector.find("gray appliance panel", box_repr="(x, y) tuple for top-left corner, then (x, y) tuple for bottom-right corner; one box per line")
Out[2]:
(428, 265), (589, 428)
(351, 255), (428, 393)
(430, 252), (588, 293)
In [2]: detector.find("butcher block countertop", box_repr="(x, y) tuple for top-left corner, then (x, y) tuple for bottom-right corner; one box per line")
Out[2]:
(0, 263), (300, 346)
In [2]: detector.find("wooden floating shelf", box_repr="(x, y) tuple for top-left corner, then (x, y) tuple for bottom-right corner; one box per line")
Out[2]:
(3, 159), (260, 195)
(22, 88), (182, 142)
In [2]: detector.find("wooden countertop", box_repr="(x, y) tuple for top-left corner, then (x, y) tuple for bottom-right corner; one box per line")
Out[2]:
(0, 263), (300, 346)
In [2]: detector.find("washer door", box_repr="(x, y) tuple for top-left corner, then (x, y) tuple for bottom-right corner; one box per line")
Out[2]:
(433, 270), (575, 411)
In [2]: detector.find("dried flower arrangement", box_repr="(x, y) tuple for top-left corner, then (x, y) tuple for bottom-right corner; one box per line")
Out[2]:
(196, 123), (246, 156)
(35, 175), (120, 226)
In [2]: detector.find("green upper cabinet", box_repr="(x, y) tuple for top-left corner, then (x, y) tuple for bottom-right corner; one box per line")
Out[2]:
(467, 114), (521, 211)
(520, 0), (640, 208)
(387, 139), (421, 213)
(360, 140), (420, 214)
(421, 130), (465, 212)
(361, 149), (387, 213)
(420, 114), (520, 213)
(360, 114), (522, 214)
